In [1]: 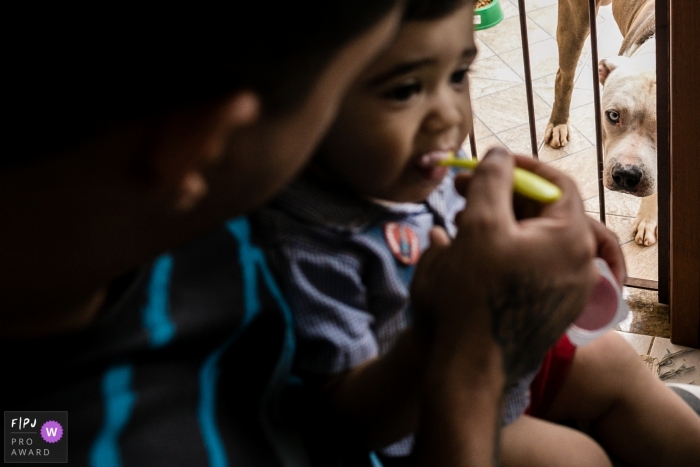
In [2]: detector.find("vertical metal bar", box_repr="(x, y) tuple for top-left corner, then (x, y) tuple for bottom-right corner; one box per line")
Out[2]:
(517, 0), (539, 159)
(467, 83), (478, 160)
(588, 0), (606, 225)
(469, 123), (478, 160)
(656, 0), (670, 304)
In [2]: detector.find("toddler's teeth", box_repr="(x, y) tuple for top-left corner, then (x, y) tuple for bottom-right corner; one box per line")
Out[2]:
(418, 150), (452, 168)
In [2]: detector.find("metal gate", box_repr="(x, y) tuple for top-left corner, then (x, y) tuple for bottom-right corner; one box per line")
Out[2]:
(468, 0), (670, 301)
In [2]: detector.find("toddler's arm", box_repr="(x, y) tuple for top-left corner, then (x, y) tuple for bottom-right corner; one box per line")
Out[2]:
(253, 200), (430, 450)
(317, 325), (428, 449)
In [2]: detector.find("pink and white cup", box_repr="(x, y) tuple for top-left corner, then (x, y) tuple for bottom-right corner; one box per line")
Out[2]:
(566, 258), (629, 347)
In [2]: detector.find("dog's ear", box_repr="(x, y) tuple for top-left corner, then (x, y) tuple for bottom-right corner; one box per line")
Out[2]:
(598, 56), (630, 86)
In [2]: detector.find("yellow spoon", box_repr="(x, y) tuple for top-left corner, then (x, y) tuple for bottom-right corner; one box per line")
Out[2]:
(438, 154), (562, 203)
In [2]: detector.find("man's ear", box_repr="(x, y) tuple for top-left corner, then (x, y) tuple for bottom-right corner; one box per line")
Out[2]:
(148, 91), (261, 211)
(225, 92), (261, 129)
(598, 56), (630, 86)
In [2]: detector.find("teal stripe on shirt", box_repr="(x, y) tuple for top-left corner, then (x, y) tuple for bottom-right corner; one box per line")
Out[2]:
(197, 218), (261, 467)
(142, 254), (176, 347)
(198, 217), (301, 467)
(89, 365), (137, 467)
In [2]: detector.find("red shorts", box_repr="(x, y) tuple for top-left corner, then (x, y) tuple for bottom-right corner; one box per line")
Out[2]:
(526, 335), (577, 418)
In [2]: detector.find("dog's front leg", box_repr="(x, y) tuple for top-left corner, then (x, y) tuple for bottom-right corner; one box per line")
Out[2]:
(545, 0), (596, 148)
(633, 192), (658, 246)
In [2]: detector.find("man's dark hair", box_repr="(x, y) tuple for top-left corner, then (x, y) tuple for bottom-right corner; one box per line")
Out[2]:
(402, 0), (470, 22)
(5, 2), (398, 166)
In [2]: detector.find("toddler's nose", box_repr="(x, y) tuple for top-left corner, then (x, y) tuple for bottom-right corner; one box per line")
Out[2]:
(424, 89), (463, 134)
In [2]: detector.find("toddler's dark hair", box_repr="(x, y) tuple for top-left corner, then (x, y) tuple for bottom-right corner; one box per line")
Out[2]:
(402, 0), (470, 22)
(4, 1), (399, 167)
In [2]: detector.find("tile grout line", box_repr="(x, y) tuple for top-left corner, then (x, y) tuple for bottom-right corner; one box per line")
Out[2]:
(647, 336), (655, 356)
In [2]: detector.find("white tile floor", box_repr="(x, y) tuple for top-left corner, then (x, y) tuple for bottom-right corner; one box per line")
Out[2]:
(470, 0), (700, 381)
(618, 331), (700, 384)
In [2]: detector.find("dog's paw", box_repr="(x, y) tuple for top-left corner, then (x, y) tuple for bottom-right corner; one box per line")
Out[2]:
(633, 214), (658, 246)
(545, 121), (570, 148)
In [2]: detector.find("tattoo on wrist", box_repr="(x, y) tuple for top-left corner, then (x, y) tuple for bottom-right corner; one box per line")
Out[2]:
(488, 274), (586, 388)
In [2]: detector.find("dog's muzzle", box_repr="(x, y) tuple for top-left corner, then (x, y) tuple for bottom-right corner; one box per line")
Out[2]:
(611, 163), (644, 192)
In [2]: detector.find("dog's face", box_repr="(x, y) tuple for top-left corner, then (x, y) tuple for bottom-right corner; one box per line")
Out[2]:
(599, 56), (657, 197)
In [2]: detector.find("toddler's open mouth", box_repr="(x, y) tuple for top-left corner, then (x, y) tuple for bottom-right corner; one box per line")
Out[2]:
(417, 150), (452, 169)
(416, 150), (451, 181)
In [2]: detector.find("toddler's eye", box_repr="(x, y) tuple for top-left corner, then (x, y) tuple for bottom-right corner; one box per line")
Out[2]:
(450, 66), (469, 85)
(382, 82), (422, 101)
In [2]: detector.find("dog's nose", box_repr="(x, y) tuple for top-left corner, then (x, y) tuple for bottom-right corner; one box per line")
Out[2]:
(611, 164), (643, 191)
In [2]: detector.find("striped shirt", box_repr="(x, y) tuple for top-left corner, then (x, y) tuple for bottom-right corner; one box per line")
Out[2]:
(255, 163), (536, 459)
(3, 218), (309, 467)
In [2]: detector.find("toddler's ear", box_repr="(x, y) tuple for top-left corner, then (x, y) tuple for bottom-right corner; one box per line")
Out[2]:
(148, 91), (260, 211)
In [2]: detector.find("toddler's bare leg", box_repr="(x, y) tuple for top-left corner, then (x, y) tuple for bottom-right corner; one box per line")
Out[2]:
(500, 415), (611, 467)
(545, 331), (700, 466)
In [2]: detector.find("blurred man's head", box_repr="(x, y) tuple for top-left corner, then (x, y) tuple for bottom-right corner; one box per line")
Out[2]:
(1, 2), (402, 335)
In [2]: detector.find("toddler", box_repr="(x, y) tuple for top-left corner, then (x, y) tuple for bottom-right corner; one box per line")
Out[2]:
(256, 0), (700, 465)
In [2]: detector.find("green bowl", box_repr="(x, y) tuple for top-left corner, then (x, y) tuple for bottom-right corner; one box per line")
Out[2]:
(474, 0), (504, 31)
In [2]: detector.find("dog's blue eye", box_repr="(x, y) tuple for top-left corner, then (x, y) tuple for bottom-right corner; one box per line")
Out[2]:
(606, 110), (620, 124)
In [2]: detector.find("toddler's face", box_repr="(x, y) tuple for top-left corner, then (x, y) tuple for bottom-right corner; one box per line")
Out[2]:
(314, 2), (476, 203)
(208, 9), (401, 216)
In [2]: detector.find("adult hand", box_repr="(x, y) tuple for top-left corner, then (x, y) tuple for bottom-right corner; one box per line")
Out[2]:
(587, 216), (627, 287)
(508, 154), (627, 287)
(412, 147), (599, 386)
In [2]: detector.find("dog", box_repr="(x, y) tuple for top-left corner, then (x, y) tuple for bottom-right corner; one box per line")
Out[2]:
(545, 0), (658, 246)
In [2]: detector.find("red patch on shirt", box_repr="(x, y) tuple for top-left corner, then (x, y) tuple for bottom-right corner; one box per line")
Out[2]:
(383, 222), (420, 265)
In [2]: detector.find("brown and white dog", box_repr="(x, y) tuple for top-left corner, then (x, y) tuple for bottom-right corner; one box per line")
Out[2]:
(545, 0), (658, 246)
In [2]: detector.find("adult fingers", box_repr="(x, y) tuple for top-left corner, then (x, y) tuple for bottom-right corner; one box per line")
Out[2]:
(587, 216), (627, 286)
(453, 172), (472, 197)
(428, 226), (451, 248)
(513, 155), (596, 261)
(458, 147), (515, 227)
(411, 227), (452, 320)
(412, 227), (451, 294)
(454, 172), (543, 224)
(456, 154), (584, 221)
(512, 154), (585, 217)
